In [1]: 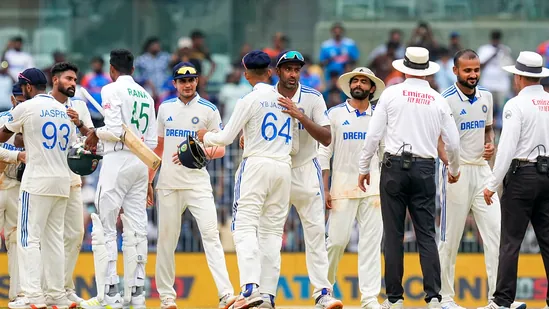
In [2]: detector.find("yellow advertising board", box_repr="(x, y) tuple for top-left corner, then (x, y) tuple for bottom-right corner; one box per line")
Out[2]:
(0, 253), (546, 308)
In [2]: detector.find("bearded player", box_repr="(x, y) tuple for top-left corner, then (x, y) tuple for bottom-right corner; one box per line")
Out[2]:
(437, 49), (525, 309)
(319, 67), (385, 309)
(150, 62), (236, 309)
(49, 62), (95, 305)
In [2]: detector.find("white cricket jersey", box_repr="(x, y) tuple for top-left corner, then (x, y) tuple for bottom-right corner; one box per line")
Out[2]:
(4, 94), (72, 197)
(318, 101), (380, 199)
(204, 82), (294, 165)
(358, 78), (461, 176)
(97, 75), (157, 154)
(0, 109), (23, 190)
(156, 94), (222, 190)
(487, 85), (549, 192)
(53, 95), (95, 187)
(280, 83), (330, 168)
(441, 84), (494, 165)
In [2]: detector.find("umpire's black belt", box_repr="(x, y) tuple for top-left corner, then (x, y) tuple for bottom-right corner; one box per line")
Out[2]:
(383, 152), (435, 163)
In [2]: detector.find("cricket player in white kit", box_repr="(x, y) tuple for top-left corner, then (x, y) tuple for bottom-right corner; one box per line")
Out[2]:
(151, 62), (235, 309)
(0, 68), (73, 309)
(80, 49), (157, 309)
(49, 62), (95, 305)
(197, 50), (294, 309)
(437, 50), (525, 309)
(319, 68), (385, 309)
(259, 50), (342, 309)
(0, 84), (27, 303)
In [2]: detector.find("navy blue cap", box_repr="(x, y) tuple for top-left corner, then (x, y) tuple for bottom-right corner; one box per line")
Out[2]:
(173, 62), (198, 80)
(241, 50), (271, 70)
(275, 50), (305, 68)
(18, 68), (47, 86)
(12, 83), (23, 96)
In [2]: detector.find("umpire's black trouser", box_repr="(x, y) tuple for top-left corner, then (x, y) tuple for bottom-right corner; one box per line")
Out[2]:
(494, 166), (549, 308)
(380, 156), (441, 303)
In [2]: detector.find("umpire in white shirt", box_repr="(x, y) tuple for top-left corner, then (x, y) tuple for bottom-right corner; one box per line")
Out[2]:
(358, 47), (461, 309)
(483, 51), (549, 309)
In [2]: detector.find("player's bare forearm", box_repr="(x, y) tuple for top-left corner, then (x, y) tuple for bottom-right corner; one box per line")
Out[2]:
(299, 117), (331, 146)
(205, 146), (225, 159)
(0, 126), (14, 143)
(78, 125), (93, 137)
(485, 125), (494, 145)
(437, 136), (449, 166)
(14, 133), (24, 148)
(149, 137), (164, 182)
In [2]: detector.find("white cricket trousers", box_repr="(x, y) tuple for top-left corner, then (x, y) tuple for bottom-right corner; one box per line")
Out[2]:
(155, 189), (233, 300)
(326, 195), (383, 307)
(260, 158), (331, 299)
(18, 190), (67, 300)
(438, 164), (501, 303)
(0, 184), (21, 300)
(64, 186), (85, 292)
(95, 151), (148, 287)
(232, 157), (291, 290)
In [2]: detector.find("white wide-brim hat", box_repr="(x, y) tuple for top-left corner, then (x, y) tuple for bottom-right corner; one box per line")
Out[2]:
(392, 46), (440, 76)
(338, 67), (386, 101)
(502, 51), (549, 78)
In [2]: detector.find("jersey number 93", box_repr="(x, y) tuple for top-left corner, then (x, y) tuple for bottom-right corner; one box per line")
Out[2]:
(261, 112), (291, 144)
(42, 121), (70, 151)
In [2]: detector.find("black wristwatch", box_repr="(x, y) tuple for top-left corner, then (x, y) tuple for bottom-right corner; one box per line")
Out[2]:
(76, 120), (84, 128)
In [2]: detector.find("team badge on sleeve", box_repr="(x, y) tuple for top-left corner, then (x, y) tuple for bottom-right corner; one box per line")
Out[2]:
(192, 116), (199, 124)
(504, 110), (512, 119)
(482, 104), (488, 113)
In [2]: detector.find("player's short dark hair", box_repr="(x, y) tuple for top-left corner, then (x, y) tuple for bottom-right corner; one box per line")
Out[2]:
(110, 49), (134, 75)
(523, 76), (541, 83)
(51, 62), (79, 77)
(491, 30), (502, 41)
(453, 49), (479, 67)
(35, 84), (47, 91)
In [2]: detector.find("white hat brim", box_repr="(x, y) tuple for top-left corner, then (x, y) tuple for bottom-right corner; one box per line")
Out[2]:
(502, 65), (549, 78)
(338, 72), (386, 101)
(392, 59), (440, 76)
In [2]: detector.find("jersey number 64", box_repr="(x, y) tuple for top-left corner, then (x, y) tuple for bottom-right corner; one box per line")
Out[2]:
(261, 112), (291, 144)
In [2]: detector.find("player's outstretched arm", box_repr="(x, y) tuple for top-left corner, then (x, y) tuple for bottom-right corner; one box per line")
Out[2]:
(199, 98), (253, 147)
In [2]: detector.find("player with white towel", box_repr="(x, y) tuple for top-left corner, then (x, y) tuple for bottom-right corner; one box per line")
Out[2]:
(150, 62), (236, 309)
(437, 50), (525, 309)
(0, 83), (27, 304)
(80, 49), (157, 309)
(319, 67), (385, 309)
(0, 68), (73, 309)
(49, 62), (95, 306)
(197, 50), (295, 309)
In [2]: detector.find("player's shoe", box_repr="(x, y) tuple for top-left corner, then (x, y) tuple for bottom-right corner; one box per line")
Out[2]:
(230, 284), (263, 309)
(45, 296), (77, 309)
(363, 299), (381, 309)
(65, 290), (83, 306)
(478, 300), (509, 309)
(219, 293), (237, 309)
(510, 302), (527, 309)
(441, 301), (466, 309)
(380, 299), (404, 309)
(8, 296), (47, 309)
(122, 292), (146, 309)
(428, 298), (442, 309)
(160, 298), (177, 309)
(257, 294), (275, 309)
(79, 294), (123, 309)
(314, 288), (343, 309)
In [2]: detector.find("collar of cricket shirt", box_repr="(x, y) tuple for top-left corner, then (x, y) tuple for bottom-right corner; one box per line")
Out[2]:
(345, 100), (372, 117)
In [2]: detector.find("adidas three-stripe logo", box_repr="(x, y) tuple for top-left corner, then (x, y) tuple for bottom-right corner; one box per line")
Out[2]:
(342, 120), (350, 126)
(460, 109), (466, 115)
(167, 116), (173, 121)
